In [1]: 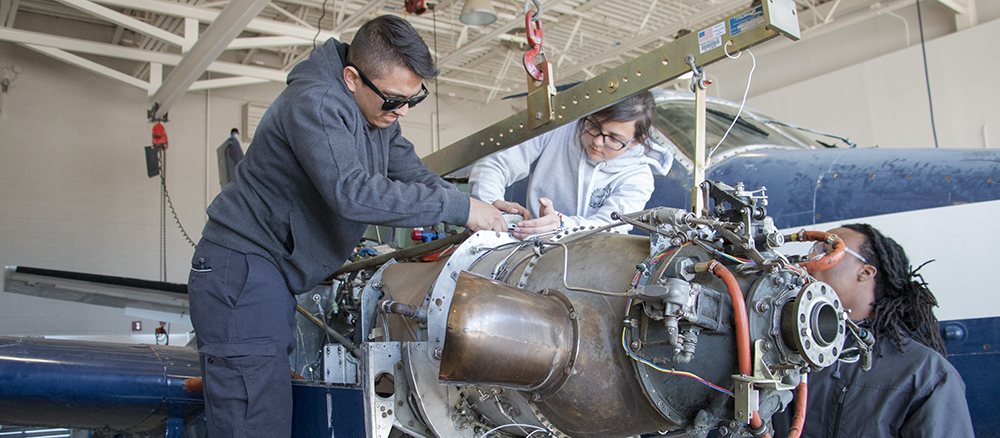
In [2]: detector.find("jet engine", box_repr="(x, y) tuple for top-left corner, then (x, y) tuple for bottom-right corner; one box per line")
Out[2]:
(347, 181), (850, 438)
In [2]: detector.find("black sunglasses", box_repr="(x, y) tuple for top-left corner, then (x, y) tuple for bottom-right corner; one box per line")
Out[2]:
(348, 63), (429, 111)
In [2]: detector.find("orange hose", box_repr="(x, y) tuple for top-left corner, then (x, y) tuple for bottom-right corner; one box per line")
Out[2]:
(184, 377), (203, 392)
(786, 379), (809, 438)
(792, 230), (846, 273)
(750, 413), (769, 438)
(711, 261), (777, 438)
(710, 261), (751, 376)
(709, 258), (811, 438)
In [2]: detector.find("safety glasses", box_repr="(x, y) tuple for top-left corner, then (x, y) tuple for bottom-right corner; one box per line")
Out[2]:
(809, 241), (869, 264)
(349, 63), (429, 111)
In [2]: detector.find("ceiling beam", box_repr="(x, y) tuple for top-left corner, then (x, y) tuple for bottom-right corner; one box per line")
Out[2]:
(436, 75), (512, 92)
(374, 10), (463, 33)
(732, 0), (916, 59)
(229, 36), (316, 49)
(266, 2), (314, 28)
(0, 27), (177, 62)
(53, 0), (187, 47)
(429, 0), (460, 14)
(437, 0), (570, 68)
(0, 27), (287, 81)
(1, 0), (19, 27)
(568, 0), (619, 15)
(937, 0), (970, 14)
(188, 76), (269, 90)
(25, 44), (152, 89)
(183, 16), (197, 51)
(938, 0), (977, 30)
(91, 0), (338, 41)
(560, 0), (747, 78)
(333, 0), (387, 33)
(148, 0), (273, 120)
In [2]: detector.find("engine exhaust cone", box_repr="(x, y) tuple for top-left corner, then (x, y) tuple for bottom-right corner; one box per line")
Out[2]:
(439, 271), (577, 398)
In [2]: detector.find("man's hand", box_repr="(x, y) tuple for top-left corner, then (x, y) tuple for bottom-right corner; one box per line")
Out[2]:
(467, 198), (508, 232)
(511, 197), (561, 239)
(492, 200), (532, 219)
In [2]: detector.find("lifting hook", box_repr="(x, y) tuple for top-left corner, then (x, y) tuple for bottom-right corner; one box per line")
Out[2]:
(523, 0), (545, 82)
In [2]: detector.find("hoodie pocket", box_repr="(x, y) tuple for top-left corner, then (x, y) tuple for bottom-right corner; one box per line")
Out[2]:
(282, 211), (296, 256)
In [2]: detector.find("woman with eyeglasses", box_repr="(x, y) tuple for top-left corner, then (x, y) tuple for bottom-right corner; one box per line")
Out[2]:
(469, 91), (673, 239)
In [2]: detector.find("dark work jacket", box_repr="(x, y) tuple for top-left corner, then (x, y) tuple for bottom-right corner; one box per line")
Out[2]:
(201, 38), (469, 294)
(772, 333), (974, 438)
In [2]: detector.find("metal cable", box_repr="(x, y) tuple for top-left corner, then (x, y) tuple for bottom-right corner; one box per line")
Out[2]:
(159, 148), (197, 248)
(312, 0), (330, 51)
(914, 0), (939, 148)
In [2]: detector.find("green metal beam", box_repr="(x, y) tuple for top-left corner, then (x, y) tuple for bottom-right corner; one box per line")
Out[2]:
(423, 0), (801, 176)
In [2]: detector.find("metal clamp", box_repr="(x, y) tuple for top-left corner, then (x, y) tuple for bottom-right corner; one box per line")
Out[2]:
(523, 0), (542, 19)
(685, 55), (710, 92)
(845, 318), (875, 371)
(731, 339), (796, 424)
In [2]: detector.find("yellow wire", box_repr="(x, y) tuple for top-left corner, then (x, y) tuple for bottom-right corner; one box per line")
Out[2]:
(621, 299), (734, 397)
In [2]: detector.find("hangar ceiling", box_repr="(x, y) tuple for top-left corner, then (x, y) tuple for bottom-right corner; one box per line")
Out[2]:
(0, 0), (977, 119)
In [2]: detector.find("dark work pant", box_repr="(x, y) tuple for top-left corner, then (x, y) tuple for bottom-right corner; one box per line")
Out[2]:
(188, 239), (297, 438)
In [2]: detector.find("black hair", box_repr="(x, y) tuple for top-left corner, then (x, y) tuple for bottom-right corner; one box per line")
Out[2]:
(841, 223), (946, 355)
(577, 91), (657, 145)
(347, 15), (439, 80)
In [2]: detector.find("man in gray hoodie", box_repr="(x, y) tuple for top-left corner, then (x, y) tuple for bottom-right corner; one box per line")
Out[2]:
(188, 15), (507, 437)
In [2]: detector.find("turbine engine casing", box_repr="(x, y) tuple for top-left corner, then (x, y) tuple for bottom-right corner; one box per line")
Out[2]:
(373, 184), (847, 438)
(414, 228), (844, 437)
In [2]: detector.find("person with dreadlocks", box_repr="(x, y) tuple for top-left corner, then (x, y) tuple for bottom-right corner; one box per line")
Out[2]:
(773, 223), (973, 438)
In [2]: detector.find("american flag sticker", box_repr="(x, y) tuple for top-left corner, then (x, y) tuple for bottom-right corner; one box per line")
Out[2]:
(698, 22), (727, 53)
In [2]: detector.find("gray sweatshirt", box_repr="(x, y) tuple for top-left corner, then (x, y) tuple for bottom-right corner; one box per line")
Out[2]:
(469, 121), (672, 231)
(201, 38), (469, 294)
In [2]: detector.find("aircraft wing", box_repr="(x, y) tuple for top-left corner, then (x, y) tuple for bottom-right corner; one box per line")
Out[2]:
(3, 265), (191, 325)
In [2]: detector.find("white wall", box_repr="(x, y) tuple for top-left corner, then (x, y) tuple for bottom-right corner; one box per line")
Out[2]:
(700, 4), (999, 151)
(0, 42), (283, 339)
(744, 17), (1000, 150)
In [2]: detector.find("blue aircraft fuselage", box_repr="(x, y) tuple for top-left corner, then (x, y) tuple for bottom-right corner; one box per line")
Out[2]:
(649, 147), (1000, 229)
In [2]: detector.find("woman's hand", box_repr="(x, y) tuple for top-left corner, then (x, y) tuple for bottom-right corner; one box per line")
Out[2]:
(511, 197), (561, 239)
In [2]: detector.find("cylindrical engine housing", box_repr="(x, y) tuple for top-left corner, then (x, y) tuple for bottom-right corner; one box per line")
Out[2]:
(0, 336), (203, 433)
(436, 230), (842, 437)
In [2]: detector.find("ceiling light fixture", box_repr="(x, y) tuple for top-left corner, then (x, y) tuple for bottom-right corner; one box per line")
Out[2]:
(459, 0), (497, 26)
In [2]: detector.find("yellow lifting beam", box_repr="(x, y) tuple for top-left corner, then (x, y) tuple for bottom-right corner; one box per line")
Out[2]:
(423, 0), (801, 179)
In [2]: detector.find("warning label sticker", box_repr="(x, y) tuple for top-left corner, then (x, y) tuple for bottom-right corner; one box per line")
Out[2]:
(698, 22), (726, 53)
(729, 5), (765, 37)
